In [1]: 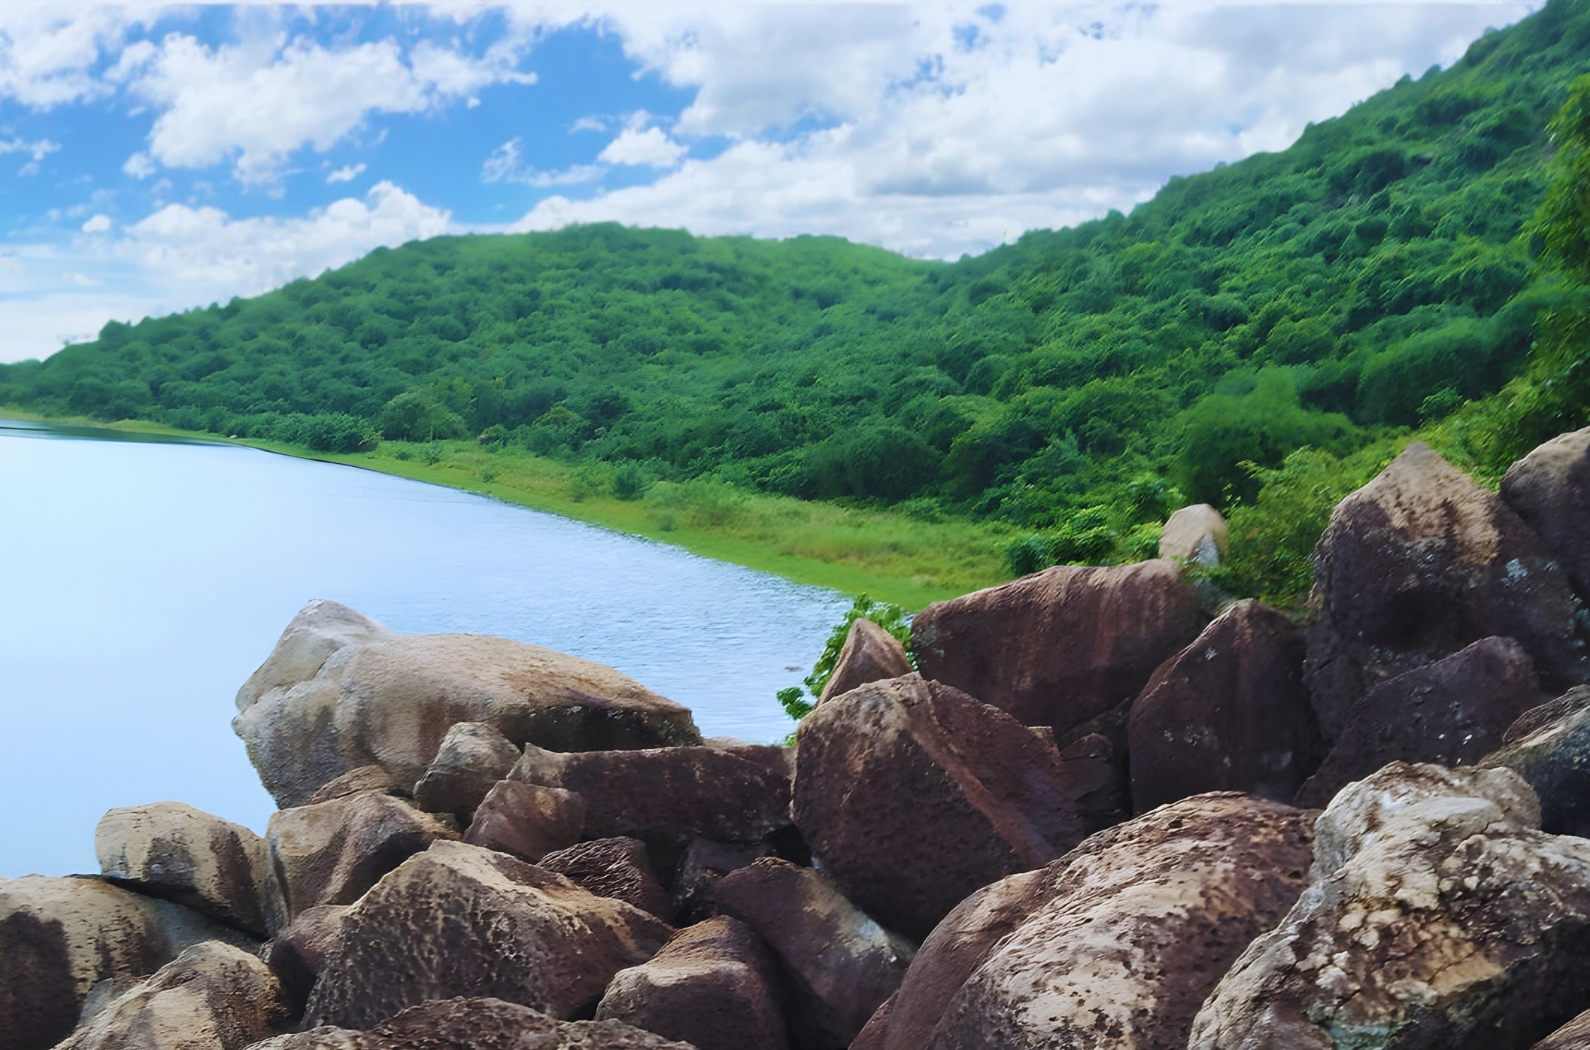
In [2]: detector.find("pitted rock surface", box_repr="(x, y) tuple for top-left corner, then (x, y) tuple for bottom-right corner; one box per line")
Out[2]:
(792, 673), (1118, 939)
(538, 838), (671, 922)
(817, 618), (913, 706)
(1502, 426), (1590, 600)
(463, 780), (586, 863)
(910, 559), (1206, 741)
(412, 722), (522, 821)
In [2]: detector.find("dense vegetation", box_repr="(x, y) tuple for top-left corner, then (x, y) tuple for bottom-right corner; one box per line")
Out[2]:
(6, 0), (1590, 610)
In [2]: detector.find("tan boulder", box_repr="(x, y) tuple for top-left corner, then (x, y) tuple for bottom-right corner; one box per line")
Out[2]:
(412, 722), (521, 821)
(234, 599), (395, 713)
(96, 801), (269, 936)
(1533, 1009), (1590, 1050)
(55, 940), (289, 1050)
(817, 619), (912, 706)
(910, 559), (1206, 741)
(1159, 503), (1229, 565)
(1189, 763), (1590, 1050)
(1502, 426), (1590, 600)
(303, 840), (673, 1028)
(463, 780), (586, 863)
(234, 602), (701, 808)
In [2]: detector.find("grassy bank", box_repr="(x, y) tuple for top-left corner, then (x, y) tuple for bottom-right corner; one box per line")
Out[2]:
(2, 409), (1011, 608)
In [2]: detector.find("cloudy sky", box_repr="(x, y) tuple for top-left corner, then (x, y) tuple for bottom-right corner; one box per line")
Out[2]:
(0, 1), (1538, 362)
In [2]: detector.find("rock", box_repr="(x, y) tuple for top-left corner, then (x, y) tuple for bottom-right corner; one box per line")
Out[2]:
(251, 998), (699, 1050)
(263, 790), (456, 934)
(264, 904), (350, 1012)
(851, 996), (894, 1050)
(538, 838), (671, 922)
(1533, 1009), (1590, 1050)
(817, 619), (913, 706)
(1126, 599), (1320, 811)
(303, 840), (672, 1028)
(876, 792), (1314, 1050)
(1296, 636), (1544, 808)
(792, 673), (1118, 940)
(55, 940), (289, 1050)
(234, 602), (701, 808)
(1160, 503), (1229, 565)
(0, 874), (257, 1050)
(597, 916), (788, 1050)
(413, 722), (522, 821)
(712, 857), (914, 1049)
(1189, 762), (1590, 1050)
(1305, 443), (1590, 744)
(96, 801), (269, 936)
(911, 559), (1206, 741)
(668, 838), (768, 925)
(1484, 686), (1590, 835)
(1502, 426), (1590, 599)
(462, 780), (586, 863)
(305, 766), (406, 806)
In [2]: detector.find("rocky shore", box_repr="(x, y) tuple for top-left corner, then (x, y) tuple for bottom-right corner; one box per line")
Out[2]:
(5, 427), (1590, 1050)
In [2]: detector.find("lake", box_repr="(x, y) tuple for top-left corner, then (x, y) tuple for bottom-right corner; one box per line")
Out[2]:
(0, 420), (848, 877)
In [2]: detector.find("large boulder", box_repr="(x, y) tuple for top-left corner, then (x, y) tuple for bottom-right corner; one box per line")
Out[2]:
(1483, 686), (1590, 835)
(597, 916), (787, 1050)
(539, 838), (671, 922)
(871, 792), (1314, 1050)
(792, 673), (1118, 939)
(1296, 636), (1544, 808)
(910, 559), (1206, 741)
(817, 619), (913, 706)
(249, 996), (698, 1050)
(462, 780), (586, 863)
(0, 875), (256, 1050)
(1159, 503), (1229, 565)
(235, 602), (701, 808)
(264, 904), (350, 1013)
(55, 940), (289, 1050)
(1126, 600), (1320, 811)
(1189, 763), (1590, 1050)
(96, 801), (269, 936)
(713, 857), (913, 1050)
(1502, 426), (1590, 600)
(1533, 1009), (1590, 1050)
(1304, 443), (1590, 743)
(303, 840), (672, 1028)
(412, 722), (522, 821)
(263, 789), (456, 934)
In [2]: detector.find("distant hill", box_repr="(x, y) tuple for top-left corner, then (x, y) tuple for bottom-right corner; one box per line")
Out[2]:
(6, 0), (1589, 565)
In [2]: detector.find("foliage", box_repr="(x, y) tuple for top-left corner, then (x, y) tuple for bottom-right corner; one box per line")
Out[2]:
(778, 594), (914, 722)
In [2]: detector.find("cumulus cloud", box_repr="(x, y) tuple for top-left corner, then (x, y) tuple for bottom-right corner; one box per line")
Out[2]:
(80, 214), (111, 233)
(0, 6), (139, 109)
(598, 125), (686, 167)
(326, 163), (365, 184)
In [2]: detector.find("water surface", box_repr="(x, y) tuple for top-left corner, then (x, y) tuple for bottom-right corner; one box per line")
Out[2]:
(0, 422), (846, 876)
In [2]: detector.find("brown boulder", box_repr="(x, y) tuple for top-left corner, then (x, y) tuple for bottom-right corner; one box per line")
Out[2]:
(1190, 763), (1590, 1050)
(1305, 443), (1590, 743)
(305, 766), (406, 806)
(463, 780), (586, 863)
(264, 903), (350, 1012)
(303, 840), (672, 1028)
(714, 858), (913, 1049)
(1483, 686), (1590, 836)
(0, 875), (257, 1050)
(597, 916), (788, 1050)
(1127, 599), (1320, 811)
(56, 940), (290, 1050)
(264, 790), (456, 933)
(1296, 636), (1544, 808)
(412, 722), (522, 821)
(872, 793), (1314, 1050)
(96, 801), (269, 936)
(817, 619), (912, 706)
(668, 838), (768, 925)
(792, 673), (1118, 940)
(911, 559), (1206, 741)
(234, 602), (701, 808)
(539, 838), (670, 922)
(1502, 426), (1590, 599)
(1533, 1009), (1590, 1050)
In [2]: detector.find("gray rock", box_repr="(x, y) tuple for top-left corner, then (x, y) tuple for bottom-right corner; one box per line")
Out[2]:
(1483, 685), (1590, 835)
(1502, 426), (1590, 600)
(96, 801), (268, 936)
(413, 722), (522, 821)
(462, 780), (586, 863)
(817, 619), (912, 706)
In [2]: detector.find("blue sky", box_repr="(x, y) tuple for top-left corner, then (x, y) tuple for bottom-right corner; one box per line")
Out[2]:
(0, 1), (1539, 362)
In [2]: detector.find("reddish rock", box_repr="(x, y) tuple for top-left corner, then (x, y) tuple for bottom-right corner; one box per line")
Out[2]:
(265, 903), (350, 1011)
(1305, 443), (1590, 744)
(1296, 636), (1544, 808)
(264, 789), (456, 933)
(871, 793), (1314, 1050)
(463, 780), (587, 863)
(668, 838), (768, 926)
(910, 559), (1206, 740)
(1502, 426), (1590, 600)
(303, 840), (672, 1028)
(792, 673), (1118, 939)
(1127, 599), (1320, 812)
(1483, 686), (1590, 836)
(597, 916), (787, 1050)
(539, 838), (671, 922)
(713, 858), (913, 1050)
(817, 619), (912, 706)
(413, 722), (522, 821)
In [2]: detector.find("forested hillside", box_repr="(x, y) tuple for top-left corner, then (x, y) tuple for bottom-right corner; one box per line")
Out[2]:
(6, 0), (1590, 594)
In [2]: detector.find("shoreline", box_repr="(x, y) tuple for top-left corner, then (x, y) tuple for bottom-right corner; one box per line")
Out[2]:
(0, 409), (1008, 609)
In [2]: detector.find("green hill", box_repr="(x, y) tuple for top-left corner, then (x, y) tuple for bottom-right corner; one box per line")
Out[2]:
(6, 0), (1590, 605)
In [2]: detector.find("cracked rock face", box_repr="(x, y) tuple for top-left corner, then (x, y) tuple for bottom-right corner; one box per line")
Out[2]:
(1189, 762), (1590, 1050)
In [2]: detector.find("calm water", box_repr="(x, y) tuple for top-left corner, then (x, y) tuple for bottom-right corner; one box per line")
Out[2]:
(0, 421), (847, 877)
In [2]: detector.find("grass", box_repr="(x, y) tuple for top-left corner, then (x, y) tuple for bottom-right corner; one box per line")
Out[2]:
(1, 409), (1013, 608)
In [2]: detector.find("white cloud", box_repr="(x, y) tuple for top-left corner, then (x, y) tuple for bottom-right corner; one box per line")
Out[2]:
(482, 137), (603, 186)
(0, 7), (138, 109)
(80, 214), (111, 233)
(123, 151), (156, 178)
(598, 125), (686, 167)
(0, 135), (59, 174)
(326, 163), (365, 184)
